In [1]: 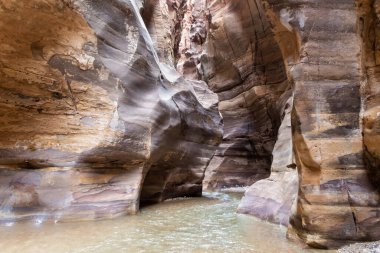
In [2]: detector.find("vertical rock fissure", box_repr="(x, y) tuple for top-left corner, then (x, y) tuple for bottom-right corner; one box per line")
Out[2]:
(172, 0), (187, 65)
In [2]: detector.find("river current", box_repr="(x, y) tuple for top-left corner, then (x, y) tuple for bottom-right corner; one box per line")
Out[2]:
(0, 192), (335, 253)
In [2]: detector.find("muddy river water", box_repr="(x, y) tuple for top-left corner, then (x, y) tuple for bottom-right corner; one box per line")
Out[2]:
(0, 192), (335, 253)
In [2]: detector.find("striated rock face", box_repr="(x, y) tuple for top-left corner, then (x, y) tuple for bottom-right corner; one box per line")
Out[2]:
(1, 0), (380, 249)
(231, 0), (380, 248)
(263, 0), (380, 248)
(141, 0), (185, 66)
(362, 0), (380, 197)
(173, 0), (291, 189)
(0, 0), (222, 222)
(141, 0), (290, 189)
(237, 91), (298, 226)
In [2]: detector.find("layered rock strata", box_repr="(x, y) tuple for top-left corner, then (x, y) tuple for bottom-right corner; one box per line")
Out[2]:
(1, 0), (380, 250)
(237, 92), (298, 226)
(362, 0), (380, 196)
(0, 0), (222, 222)
(264, 0), (380, 248)
(80, 0), (380, 249)
(173, 0), (291, 189)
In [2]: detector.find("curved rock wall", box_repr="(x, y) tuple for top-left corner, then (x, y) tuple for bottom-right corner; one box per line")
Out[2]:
(1, 0), (380, 249)
(232, 0), (380, 248)
(173, 0), (291, 189)
(237, 91), (298, 226)
(0, 0), (222, 222)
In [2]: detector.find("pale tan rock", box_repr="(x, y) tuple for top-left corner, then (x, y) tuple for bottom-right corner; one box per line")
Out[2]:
(0, 0), (222, 222)
(237, 93), (298, 226)
(264, 0), (380, 248)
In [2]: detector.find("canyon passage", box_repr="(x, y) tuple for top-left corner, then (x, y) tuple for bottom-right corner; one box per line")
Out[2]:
(0, 0), (379, 252)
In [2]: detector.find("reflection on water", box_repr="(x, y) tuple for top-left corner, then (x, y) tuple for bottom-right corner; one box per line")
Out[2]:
(0, 192), (335, 253)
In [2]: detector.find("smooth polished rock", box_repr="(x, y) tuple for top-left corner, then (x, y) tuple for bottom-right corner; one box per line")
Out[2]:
(0, 0), (222, 222)
(175, 0), (291, 189)
(237, 93), (298, 226)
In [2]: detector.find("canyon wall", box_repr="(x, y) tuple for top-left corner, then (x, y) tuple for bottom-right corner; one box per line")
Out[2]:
(174, 0), (291, 189)
(0, 0), (380, 249)
(265, 0), (380, 248)
(171, 0), (380, 248)
(237, 92), (298, 226)
(362, 0), (380, 200)
(0, 0), (222, 222)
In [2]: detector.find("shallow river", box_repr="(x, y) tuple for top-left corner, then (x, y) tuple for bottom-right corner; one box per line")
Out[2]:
(0, 192), (335, 253)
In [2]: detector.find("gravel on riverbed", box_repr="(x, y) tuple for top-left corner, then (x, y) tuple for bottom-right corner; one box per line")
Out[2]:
(339, 241), (380, 253)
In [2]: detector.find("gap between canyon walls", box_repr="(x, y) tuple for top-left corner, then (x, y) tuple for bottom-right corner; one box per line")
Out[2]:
(140, 0), (301, 229)
(166, 0), (292, 190)
(142, 0), (380, 249)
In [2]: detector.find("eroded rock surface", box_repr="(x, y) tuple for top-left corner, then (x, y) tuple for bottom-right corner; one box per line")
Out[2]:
(140, 0), (287, 189)
(362, 0), (380, 197)
(264, 0), (380, 248)
(215, 0), (380, 248)
(1, 0), (380, 250)
(237, 92), (298, 226)
(173, 0), (291, 189)
(0, 0), (222, 222)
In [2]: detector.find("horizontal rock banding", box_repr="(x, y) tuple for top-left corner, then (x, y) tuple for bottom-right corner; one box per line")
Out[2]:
(0, 0), (222, 222)
(266, 0), (380, 248)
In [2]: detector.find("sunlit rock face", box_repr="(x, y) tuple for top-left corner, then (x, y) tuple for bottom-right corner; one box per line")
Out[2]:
(0, 0), (222, 222)
(264, 0), (380, 248)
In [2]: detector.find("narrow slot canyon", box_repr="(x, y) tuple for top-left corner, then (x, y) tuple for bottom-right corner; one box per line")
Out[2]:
(0, 0), (379, 252)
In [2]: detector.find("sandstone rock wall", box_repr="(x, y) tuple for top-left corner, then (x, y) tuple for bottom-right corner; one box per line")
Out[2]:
(362, 0), (380, 194)
(81, 0), (380, 248)
(0, 0), (222, 222)
(173, 0), (291, 189)
(264, 0), (380, 248)
(237, 92), (298, 226)
(1, 0), (380, 249)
